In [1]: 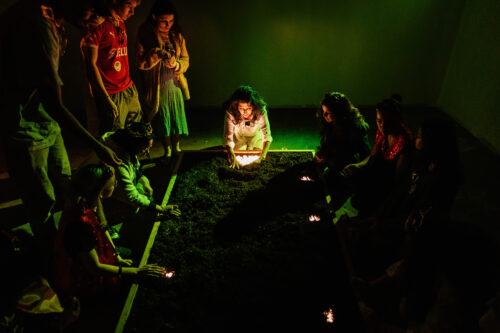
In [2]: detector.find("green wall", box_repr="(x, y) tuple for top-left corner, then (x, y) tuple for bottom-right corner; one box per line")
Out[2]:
(1, 1), (465, 110)
(167, 0), (464, 107)
(437, 0), (500, 153)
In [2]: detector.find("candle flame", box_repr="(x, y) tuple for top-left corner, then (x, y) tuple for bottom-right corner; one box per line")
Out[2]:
(164, 270), (175, 279)
(236, 154), (260, 166)
(308, 215), (321, 222)
(323, 308), (335, 323)
(300, 176), (314, 182)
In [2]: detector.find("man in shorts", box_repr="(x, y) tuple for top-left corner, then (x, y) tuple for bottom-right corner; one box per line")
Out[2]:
(82, 0), (143, 134)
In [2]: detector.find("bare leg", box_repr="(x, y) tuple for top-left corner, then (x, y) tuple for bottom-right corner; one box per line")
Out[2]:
(172, 134), (181, 154)
(162, 136), (172, 158)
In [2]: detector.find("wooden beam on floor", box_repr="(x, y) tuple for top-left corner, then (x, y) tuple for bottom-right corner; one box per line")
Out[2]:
(114, 153), (184, 333)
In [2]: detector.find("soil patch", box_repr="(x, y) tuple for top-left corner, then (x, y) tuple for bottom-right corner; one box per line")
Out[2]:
(126, 151), (361, 332)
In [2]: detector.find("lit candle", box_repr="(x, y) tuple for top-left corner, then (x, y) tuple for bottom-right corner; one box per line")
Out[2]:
(308, 215), (321, 222)
(164, 270), (175, 279)
(323, 308), (335, 323)
(235, 154), (260, 166)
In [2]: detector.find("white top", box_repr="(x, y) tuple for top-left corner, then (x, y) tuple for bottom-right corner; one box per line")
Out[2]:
(223, 109), (272, 149)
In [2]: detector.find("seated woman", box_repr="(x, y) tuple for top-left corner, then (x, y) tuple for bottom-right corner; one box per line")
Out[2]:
(348, 119), (464, 332)
(350, 117), (462, 285)
(52, 164), (168, 298)
(380, 117), (462, 223)
(315, 92), (370, 191)
(102, 122), (181, 222)
(223, 85), (272, 169)
(339, 94), (413, 218)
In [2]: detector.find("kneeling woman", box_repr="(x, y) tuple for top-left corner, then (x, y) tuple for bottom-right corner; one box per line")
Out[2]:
(223, 86), (273, 169)
(52, 164), (167, 297)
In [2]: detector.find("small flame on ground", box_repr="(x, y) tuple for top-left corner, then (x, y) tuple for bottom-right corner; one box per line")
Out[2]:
(236, 155), (260, 166)
(309, 215), (321, 222)
(300, 175), (314, 182)
(323, 308), (335, 323)
(164, 270), (175, 279)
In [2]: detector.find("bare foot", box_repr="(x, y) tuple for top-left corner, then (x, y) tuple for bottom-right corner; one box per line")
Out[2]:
(173, 142), (182, 155)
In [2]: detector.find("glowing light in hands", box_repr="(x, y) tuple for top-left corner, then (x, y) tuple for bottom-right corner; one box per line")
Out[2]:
(235, 154), (260, 166)
(300, 176), (314, 182)
(323, 308), (335, 323)
(164, 270), (175, 279)
(308, 215), (321, 222)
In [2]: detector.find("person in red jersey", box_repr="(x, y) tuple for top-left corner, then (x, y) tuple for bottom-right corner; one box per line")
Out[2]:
(82, 0), (143, 134)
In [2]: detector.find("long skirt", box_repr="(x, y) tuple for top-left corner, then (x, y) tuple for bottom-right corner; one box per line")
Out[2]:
(152, 69), (188, 138)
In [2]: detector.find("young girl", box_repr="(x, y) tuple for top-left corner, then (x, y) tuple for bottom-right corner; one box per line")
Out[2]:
(52, 164), (167, 298)
(103, 122), (181, 222)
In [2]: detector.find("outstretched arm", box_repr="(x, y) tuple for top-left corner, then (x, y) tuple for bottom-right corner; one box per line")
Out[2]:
(38, 83), (121, 166)
(80, 248), (165, 278)
(342, 144), (376, 176)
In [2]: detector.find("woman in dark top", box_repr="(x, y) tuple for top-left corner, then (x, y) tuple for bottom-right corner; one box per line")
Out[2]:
(52, 164), (167, 298)
(316, 92), (370, 184)
(315, 92), (370, 202)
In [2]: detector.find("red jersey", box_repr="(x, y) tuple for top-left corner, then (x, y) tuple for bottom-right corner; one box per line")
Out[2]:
(84, 17), (133, 94)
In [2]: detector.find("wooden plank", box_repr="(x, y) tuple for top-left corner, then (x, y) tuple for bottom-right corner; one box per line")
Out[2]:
(114, 153), (184, 333)
(0, 198), (22, 210)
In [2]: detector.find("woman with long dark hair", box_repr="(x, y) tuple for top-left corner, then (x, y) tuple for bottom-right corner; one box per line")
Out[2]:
(136, 0), (190, 160)
(316, 92), (370, 176)
(223, 85), (273, 169)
